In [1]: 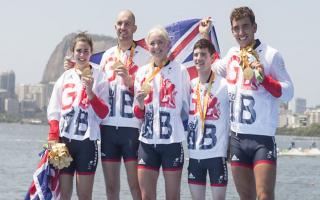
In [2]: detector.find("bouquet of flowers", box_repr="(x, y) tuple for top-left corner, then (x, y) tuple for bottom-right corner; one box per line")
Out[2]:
(48, 143), (73, 170)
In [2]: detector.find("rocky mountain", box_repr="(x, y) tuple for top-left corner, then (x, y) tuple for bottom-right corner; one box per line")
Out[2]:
(41, 33), (116, 83)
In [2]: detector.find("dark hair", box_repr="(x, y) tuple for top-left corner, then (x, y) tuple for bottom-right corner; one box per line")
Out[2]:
(193, 39), (216, 55)
(70, 32), (93, 52)
(230, 6), (255, 25)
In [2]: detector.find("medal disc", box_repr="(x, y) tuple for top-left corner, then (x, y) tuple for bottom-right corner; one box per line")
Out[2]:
(81, 67), (92, 77)
(111, 60), (124, 70)
(141, 83), (151, 95)
(243, 67), (254, 80)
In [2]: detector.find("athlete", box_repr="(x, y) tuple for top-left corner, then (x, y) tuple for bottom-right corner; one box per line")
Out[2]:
(200, 7), (294, 200)
(47, 32), (109, 200)
(134, 26), (190, 200)
(99, 10), (150, 200)
(187, 38), (229, 200)
(63, 10), (150, 200)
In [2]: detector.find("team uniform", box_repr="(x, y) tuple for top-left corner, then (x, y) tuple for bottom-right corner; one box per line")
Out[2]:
(134, 60), (190, 171)
(99, 43), (150, 162)
(214, 39), (294, 168)
(187, 75), (229, 186)
(47, 67), (109, 175)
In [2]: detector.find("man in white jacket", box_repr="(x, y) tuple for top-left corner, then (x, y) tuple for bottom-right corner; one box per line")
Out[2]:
(200, 6), (294, 200)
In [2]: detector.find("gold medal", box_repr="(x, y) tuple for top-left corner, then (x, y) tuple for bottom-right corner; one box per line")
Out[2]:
(240, 41), (260, 81)
(75, 67), (92, 78)
(110, 60), (124, 70)
(81, 67), (92, 78)
(141, 83), (151, 95)
(243, 67), (254, 80)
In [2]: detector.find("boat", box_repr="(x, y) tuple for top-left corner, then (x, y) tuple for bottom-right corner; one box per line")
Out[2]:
(278, 147), (320, 156)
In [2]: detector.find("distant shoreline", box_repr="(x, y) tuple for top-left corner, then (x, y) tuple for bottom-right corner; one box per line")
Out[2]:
(0, 118), (46, 125)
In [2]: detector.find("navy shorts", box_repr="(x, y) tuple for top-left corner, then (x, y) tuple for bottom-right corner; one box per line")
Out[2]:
(137, 142), (184, 171)
(100, 125), (139, 162)
(188, 157), (228, 187)
(60, 137), (98, 175)
(230, 132), (277, 168)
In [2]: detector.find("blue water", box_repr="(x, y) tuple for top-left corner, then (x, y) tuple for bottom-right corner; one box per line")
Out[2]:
(0, 123), (319, 199)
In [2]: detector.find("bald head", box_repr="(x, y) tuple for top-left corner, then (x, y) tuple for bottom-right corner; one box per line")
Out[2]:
(115, 9), (137, 42)
(117, 10), (135, 25)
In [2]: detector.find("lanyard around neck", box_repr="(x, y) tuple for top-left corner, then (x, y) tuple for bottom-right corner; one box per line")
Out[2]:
(195, 71), (215, 132)
(116, 41), (136, 67)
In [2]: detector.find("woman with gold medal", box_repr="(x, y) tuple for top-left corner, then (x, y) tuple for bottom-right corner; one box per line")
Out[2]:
(200, 7), (294, 200)
(62, 10), (150, 200)
(134, 26), (190, 200)
(186, 38), (230, 200)
(47, 32), (110, 200)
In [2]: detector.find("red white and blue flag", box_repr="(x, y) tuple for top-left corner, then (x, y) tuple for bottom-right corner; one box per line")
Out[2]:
(90, 18), (220, 80)
(25, 149), (60, 200)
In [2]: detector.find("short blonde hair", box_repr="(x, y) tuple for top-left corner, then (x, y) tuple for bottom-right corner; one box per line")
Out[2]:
(145, 26), (170, 45)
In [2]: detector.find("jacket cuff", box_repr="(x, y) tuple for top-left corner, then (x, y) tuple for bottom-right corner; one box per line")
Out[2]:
(134, 105), (145, 119)
(89, 94), (109, 119)
(48, 120), (59, 140)
(261, 75), (282, 98)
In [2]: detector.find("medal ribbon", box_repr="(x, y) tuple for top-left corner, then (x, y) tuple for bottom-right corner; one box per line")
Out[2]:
(143, 59), (167, 85)
(196, 71), (215, 132)
(115, 41), (136, 67)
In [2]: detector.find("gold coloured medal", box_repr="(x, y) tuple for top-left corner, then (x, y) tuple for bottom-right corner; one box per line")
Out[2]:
(81, 67), (92, 78)
(110, 60), (124, 70)
(141, 83), (151, 95)
(243, 67), (254, 80)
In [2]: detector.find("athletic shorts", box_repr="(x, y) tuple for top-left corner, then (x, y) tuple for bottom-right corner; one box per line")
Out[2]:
(137, 142), (184, 171)
(60, 137), (98, 175)
(100, 125), (139, 162)
(188, 157), (228, 187)
(230, 131), (277, 168)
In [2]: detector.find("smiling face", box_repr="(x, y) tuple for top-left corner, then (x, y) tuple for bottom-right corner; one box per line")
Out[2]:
(231, 16), (257, 48)
(193, 48), (213, 73)
(115, 10), (137, 42)
(73, 41), (92, 69)
(147, 30), (170, 62)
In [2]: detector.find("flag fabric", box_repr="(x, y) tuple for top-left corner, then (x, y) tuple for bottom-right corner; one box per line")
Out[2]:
(25, 149), (60, 200)
(90, 18), (220, 80)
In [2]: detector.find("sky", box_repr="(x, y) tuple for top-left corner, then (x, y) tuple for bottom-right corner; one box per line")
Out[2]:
(0, 0), (319, 107)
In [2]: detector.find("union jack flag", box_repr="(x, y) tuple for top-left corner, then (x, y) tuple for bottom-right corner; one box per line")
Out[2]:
(25, 148), (60, 200)
(90, 18), (220, 79)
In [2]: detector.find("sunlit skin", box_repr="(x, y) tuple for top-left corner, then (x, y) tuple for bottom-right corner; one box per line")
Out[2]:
(136, 30), (182, 200)
(147, 33), (170, 65)
(102, 11), (142, 200)
(193, 48), (214, 83)
(115, 10), (137, 50)
(73, 41), (94, 100)
(73, 41), (92, 70)
(198, 14), (274, 200)
(231, 17), (265, 77)
(136, 32), (170, 109)
(231, 17), (256, 49)
(112, 10), (137, 88)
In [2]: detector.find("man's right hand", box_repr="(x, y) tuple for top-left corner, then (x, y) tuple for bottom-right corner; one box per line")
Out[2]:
(199, 17), (212, 40)
(64, 56), (75, 71)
